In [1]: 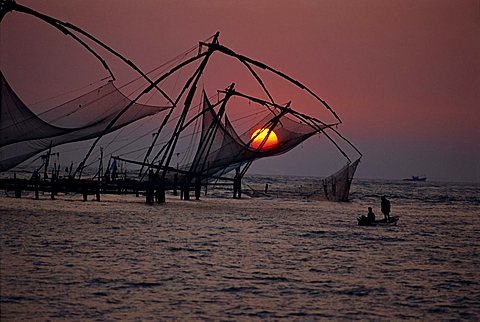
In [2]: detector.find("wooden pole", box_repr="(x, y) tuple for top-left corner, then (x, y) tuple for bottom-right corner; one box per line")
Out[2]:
(34, 172), (39, 200)
(14, 173), (21, 198)
(50, 171), (55, 200)
(195, 179), (201, 200)
(82, 182), (88, 202)
(96, 182), (100, 202)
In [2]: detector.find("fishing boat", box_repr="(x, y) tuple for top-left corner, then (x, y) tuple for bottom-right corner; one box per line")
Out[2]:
(403, 176), (427, 182)
(357, 215), (399, 226)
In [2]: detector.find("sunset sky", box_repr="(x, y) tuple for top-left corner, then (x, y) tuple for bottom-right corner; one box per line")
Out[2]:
(1, 0), (479, 182)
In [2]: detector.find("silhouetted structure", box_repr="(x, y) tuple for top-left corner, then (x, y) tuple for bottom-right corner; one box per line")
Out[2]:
(1, 1), (363, 203)
(381, 196), (391, 222)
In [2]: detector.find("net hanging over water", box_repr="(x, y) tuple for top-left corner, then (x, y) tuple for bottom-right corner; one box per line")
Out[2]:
(1, 1), (362, 202)
(188, 93), (329, 181)
(165, 90), (361, 202)
(0, 72), (168, 171)
(319, 158), (360, 202)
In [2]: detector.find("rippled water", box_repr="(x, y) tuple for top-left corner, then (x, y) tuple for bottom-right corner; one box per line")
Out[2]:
(1, 178), (479, 320)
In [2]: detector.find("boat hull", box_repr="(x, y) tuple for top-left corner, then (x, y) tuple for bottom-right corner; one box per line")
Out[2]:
(357, 215), (399, 226)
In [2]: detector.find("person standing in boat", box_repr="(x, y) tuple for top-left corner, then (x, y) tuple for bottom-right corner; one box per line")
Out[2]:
(381, 196), (391, 222)
(233, 167), (242, 199)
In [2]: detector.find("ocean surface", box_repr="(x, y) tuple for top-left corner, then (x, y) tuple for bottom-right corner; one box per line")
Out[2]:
(1, 177), (479, 321)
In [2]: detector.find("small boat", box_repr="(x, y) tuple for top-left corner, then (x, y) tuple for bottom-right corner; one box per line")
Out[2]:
(403, 176), (426, 182)
(357, 215), (399, 226)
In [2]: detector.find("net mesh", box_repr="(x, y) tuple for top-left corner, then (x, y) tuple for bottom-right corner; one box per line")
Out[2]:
(186, 94), (327, 181)
(0, 72), (167, 171)
(316, 158), (360, 201)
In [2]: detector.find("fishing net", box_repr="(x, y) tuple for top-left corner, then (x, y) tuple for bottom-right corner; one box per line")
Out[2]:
(1, 0), (362, 201)
(316, 158), (360, 201)
(187, 94), (328, 181)
(0, 72), (168, 171)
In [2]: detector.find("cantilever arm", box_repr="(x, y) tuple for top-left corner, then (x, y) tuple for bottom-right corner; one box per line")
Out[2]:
(6, 3), (115, 80)
(226, 90), (362, 162)
(200, 42), (342, 124)
(9, 2), (175, 106)
(75, 51), (210, 178)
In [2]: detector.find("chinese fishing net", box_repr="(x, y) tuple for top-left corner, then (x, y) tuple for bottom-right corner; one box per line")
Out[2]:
(182, 93), (328, 180)
(0, 72), (167, 171)
(181, 92), (360, 201)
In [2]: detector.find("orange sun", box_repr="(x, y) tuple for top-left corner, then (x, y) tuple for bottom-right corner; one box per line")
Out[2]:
(250, 128), (278, 150)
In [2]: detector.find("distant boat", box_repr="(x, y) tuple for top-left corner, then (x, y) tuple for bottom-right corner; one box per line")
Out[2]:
(403, 176), (427, 182)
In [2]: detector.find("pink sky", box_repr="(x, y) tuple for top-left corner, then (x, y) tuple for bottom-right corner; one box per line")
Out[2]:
(1, 0), (479, 182)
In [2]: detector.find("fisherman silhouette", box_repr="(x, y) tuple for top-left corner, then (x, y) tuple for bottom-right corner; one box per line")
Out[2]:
(358, 206), (376, 225)
(367, 206), (376, 223)
(381, 196), (391, 222)
(233, 167), (241, 199)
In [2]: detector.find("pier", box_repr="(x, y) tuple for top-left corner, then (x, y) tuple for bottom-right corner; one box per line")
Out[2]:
(0, 175), (239, 203)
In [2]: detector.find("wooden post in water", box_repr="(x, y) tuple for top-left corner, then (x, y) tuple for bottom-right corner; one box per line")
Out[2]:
(97, 148), (103, 201)
(82, 182), (88, 201)
(95, 182), (100, 201)
(184, 181), (190, 200)
(34, 172), (39, 200)
(158, 178), (165, 204)
(50, 171), (56, 200)
(146, 169), (154, 205)
(238, 179), (242, 199)
(173, 173), (178, 196)
(194, 178), (201, 200)
(14, 173), (21, 198)
(154, 185), (159, 204)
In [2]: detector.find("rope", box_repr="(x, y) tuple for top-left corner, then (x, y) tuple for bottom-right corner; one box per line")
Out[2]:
(29, 76), (110, 107)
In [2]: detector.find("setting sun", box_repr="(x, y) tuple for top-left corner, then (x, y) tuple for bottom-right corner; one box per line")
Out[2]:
(250, 128), (279, 150)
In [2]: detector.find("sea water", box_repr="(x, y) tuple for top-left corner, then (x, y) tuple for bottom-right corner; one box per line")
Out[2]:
(1, 177), (479, 320)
